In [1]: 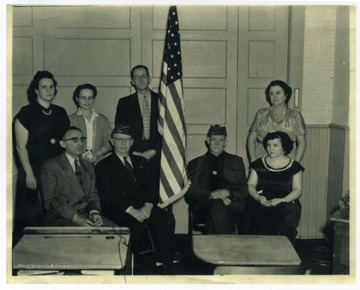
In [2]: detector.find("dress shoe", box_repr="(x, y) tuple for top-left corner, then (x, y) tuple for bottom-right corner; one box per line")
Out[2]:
(154, 263), (173, 275)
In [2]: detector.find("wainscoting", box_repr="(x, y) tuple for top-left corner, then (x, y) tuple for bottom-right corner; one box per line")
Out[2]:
(298, 124), (349, 238)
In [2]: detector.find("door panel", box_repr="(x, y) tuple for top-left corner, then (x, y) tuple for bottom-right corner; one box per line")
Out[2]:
(237, 6), (290, 164)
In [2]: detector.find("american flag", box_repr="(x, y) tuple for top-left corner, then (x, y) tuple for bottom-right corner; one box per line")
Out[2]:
(158, 6), (190, 208)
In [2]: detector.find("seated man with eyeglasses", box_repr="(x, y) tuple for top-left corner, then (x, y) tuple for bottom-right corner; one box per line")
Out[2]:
(40, 126), (113, 227)
(95, 125), (175, 275)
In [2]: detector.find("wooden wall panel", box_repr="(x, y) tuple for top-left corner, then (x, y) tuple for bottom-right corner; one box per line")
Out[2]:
(13, 6), (32, 27)
(152, 6), (228, 31)
(299, 125), (329, 238)
(53, 6), (131, 29)
(249, 6), (276, 31)
(247, 88), (269, 125)
(249, 41), (275, 78)
(50, 38), (131, 77)
(326, 124), (348, 218)
(185, 88), (226, 125)
(13, 37), (33, 75)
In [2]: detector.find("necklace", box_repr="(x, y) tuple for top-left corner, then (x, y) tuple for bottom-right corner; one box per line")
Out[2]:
(271, 107), (286, 123)
(42, 109), (52, 116)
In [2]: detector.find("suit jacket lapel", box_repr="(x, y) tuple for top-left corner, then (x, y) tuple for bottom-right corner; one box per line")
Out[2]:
(58, 153), (86, 201)
(113, 154), (137, 183)
(79, 157), (91, 198)
(131, 93), (143, 122)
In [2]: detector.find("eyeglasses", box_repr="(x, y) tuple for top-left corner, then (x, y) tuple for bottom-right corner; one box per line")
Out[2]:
(62, 137), (87, 143)
(133, 74), (149, 80)
(112, 137), (132, 143)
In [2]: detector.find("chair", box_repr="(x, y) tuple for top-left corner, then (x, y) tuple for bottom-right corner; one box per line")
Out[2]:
(214, 265), (306, 275)
(188, 207), (239, 235)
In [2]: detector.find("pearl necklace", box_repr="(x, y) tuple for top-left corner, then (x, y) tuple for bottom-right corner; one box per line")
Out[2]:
(42, 109), (52, 116)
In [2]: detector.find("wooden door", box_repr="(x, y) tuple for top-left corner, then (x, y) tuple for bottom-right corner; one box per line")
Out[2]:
(237, 6), (291, 165)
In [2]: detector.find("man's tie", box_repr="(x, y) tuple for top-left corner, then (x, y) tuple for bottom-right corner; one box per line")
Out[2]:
(124, 156), (135, 180)
(74, 158), (84, 188)
(142, 95), (150, 140)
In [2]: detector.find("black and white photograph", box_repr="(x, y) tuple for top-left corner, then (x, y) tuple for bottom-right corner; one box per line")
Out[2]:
(3, 0), (357, 286)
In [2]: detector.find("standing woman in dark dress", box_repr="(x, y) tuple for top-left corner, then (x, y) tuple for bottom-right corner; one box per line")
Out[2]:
(247, 131), (304, 243)
(14, 71), (70, 237)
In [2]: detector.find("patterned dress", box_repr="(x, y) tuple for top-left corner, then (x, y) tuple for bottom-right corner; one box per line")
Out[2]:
(249, 107), (307, 159)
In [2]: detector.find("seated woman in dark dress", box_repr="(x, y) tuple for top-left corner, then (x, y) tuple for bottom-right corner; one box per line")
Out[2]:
(247, 131), (304, 243)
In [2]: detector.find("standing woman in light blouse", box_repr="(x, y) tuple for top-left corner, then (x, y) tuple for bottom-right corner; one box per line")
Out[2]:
(69, 83), (112, 163)
(247, 80), (307, 163)
(14, 71), (70, 236)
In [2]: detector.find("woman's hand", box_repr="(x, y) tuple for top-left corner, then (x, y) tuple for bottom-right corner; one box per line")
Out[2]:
(269, 198), (285, 207)
(26, 172), (37, 190)
(258, 196), (271, 207)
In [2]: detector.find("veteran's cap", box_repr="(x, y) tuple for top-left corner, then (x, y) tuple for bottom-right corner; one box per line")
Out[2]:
(207, 124), (227, 137)
(112, 124), (133, 137)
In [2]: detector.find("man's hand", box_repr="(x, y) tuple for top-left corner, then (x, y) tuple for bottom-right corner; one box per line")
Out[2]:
(222, 197), (232, 206)
(209, 189), (230, 200)
(139, 203), (153, 220)
(127, 207), (144, 223)
(90, 212), (103, 226)
(132, 149), (156, 160)
(72, 213), (94, 227)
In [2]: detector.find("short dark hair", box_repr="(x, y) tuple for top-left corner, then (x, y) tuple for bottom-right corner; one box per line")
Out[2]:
(262, 131), (294, 156)
(72, 83), (97, 107)
(62, 126), (82, 140)
(265, 80), (292, 105)
(27, 71), (58, 103)
(130, 65), (150, 79)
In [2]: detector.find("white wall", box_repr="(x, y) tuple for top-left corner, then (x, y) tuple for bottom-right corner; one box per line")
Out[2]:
(302, 6), (337, 125)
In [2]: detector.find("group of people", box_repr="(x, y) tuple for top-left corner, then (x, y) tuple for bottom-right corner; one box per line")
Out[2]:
(13, 65), (307, 275)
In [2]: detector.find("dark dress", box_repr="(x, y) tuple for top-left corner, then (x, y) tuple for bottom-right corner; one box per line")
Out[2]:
(249, 157), (304, 243)
(14, 101), (70, 234)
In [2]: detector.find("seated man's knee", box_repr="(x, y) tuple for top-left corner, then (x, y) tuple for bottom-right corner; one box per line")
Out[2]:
(208, 199), (226, 214)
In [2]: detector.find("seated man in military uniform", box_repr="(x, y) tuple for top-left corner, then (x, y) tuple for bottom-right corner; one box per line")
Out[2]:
(185, 125), (250, 234)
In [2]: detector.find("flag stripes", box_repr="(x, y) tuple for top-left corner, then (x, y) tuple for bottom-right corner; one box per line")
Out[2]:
(158, 6), (189, 208)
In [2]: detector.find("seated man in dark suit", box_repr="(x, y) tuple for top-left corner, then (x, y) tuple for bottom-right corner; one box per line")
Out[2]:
(185, 125), (249, 234)
(114, 65), (162, 197)
(40, 126), (112, 227)
(95, 125), (175, 275)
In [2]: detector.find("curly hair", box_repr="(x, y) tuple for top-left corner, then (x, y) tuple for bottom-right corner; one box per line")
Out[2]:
(262, 131), (294, 155)
(265, 80), (293, 105)
(27, 71), (58, 103)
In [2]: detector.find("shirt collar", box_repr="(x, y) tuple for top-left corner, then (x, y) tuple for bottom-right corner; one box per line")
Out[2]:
(65, 152), (79, 167)
(137, 90), (151, 100)
(76, 108), (99, 118)
(115, 152), (131, 163)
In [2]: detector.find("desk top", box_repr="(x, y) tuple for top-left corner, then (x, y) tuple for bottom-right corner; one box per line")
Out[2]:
(13, 227), (130, 270)
(193, 235), (301, 266)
